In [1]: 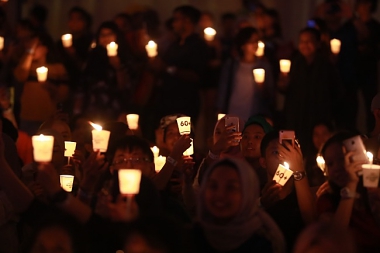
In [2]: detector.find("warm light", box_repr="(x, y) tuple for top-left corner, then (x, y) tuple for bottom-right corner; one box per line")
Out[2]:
(183, 138), (194, 156)
(176, 116), (191, 135)
(330, 39), (341, 54)
(89, 121), (102, 131)
(106, 42), (118, 56)
(279, 59), (291, 73)
(253, 68), (265, 83)
(154, 156), (166, 173)
(36, 66), (48, 82)
(145, 40), (158, 57)
(151, 146), (159, 158)
(32, 134), (54, 162)
(64, 141), (76, 157)
(0, 36), (4, 50)
(367, 152), (373, 165)
(204, 27), (216, 41)
(316, 155), (326, 174)
(284, 162), (290, 170)
(126, 114), (139, 130)
(89, 122), (110, 152)
(256, 41), (265, 57)
(118, 169), (142, 195)
(60, 175), (74, 192)
(218, 113), (226, 120)
(61, 34), (72, 48)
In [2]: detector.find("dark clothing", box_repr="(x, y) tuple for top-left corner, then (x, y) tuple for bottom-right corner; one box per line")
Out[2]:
(191, 223), (273, 253)
(158, 33), (208, 120)
(265, 191), (304, 252)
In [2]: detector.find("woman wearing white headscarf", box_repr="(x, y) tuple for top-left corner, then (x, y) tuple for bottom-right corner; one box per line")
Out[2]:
(192, 157), (285, 253)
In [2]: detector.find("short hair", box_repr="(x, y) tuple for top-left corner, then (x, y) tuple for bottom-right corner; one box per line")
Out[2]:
(174, 5), (201, 25)
(69, 6), (93, 30)
(320, 131), (357, 157)
(221, 12), (237, 21)
(235, 26), (258, 57)
(299, 27), (321, 42)
(108, 135), (154, 163)
(29, 4), (48, 24)
(260, 130), (279, 157)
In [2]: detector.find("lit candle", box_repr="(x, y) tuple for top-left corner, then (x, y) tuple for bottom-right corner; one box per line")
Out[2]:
(330, 39), (341, 54)
(0, 36), (4, 50)
(118, 169), (142, 195)
(64, 141), (76, 157)
(176, 116), (191, 135)
(279, 59), (291, 74)
(255, 41), (265, 57)
(316, 155), (325, 174)
(89, 122), (110, 152)
(204, 27), (216, 41)
(367, 151), (373, 165)
(284, 162), (290, 170)
(183, 138), (194, 156)
(60, 175), (74, 192)
(106, 41), (118, 56)
(36, 66), (48, 82)
(361, 164), (380, 188)
(90, 41), (96, 49)
(145, 40), (158, 57)
(253, 68), (265, 83)
(126, 114), (139, 130)
(273, 161), (293, 186)
(217, 113), (226, 120)
(61, 34), (72, 48)
(154, 155), (166, 173)
(32, 134), (54, 162)
(151, 146), (159, 158)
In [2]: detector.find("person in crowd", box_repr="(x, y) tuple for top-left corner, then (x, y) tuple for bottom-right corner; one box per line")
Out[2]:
(193, 157), (285, 253)
(217, 26), (274, 121)
(219, 13), (237, 62)
(280, 27), (341, 153)
(317, 131), (380, 252)
(259, 130), (316, 251)
(364, 92), (380, 158)
(27, 4), (53, 42)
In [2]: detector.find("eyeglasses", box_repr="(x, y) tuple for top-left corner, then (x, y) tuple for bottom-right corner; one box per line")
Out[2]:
(112, 157), (150, 166)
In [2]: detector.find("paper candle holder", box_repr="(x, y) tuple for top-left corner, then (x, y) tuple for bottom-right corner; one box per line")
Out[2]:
(64, 141), (76, 157)
(32, 134), (54, 162)
(89, 122), (110, 152)
(183, 138), (194, 156)
(60, 175), (74, 192)
(126, 114), (139, 130)
(330, 39), (341, 54)
(279, 59), (291, 73)
(204, 27), (216, 41)
(176, 116), (191, 135)
(253, 68), (265, 83)
(255, 41), (265, 57)
(36, 66), (48, 82)
(273, 163), (293, 186)
(154, 156), (166, 173)
(145, 40), (158, 57)
(361, 164), (380, 188)
(118, 169), (142, 195)
(218, 113), (226, 120)
(61, 34), (72, 48)
(106, 42), (118, 56)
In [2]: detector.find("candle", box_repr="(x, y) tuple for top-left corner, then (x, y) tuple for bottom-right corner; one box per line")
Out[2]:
(279, 59), (291, 73)
(154, 155), (166, 173)
(64, 141), (76, 157)
(106, 41), (118, 56)
(316, 155), (325, 174)
(61, 34), (72, 48)
(36, 66), (48, 82)
(367, 151), (373, 165)
(145, 40), (157, 57)
(330, 39), (341, 54)
(176, 116), (191, 135)
(183, 138), (194, 156)
(89, 122), (110, 152)
(32, 134), (54, 162)
(273, 162), (293, 186)
(151, 146), (159, 158)
(361, 164), (380, 188)
(118, 169), (142, 195)
(218, 113), (226, 120)
(204, 27), (216, 41)
(0, 36), (4, 50)
(126, 114), (139, 130)
(90, 41), (96, 49)
(60, 175), (74, 192)
(255, 41), (265, 57)
(253, 68), (265, 83)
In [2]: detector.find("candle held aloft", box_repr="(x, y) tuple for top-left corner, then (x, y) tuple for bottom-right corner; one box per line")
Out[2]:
(145, 40), (158, 57)
(204, 27), (216, 41)
(155, 156), (166, 173)
(106, 42), (118, 56)
(217, 113), (226, 120)
(176, 116), (191, 135)
(118, 169), (142, 195)
(253, 68), (265, 83)
(61, 34), (72, 48)
(60, 175), (74, 192)
(183, 138), (194, 156)
(36, 66), (48, 82)
(89, 122), (110, 152)
(126, 114), (139, 130)
(330, 39), (341, 54)
(32, 134), (54, 162)
(255, 41), (265, 57)
(64, 141), (76, 157)
(279, 59), (291, 73)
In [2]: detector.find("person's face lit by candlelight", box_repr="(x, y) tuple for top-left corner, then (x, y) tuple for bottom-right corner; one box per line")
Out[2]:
(98, 28), (116, 48)
(323, 142), (347, 188)
(204, 164), (242, 222)
(241, 33), (259, 57)
(298, 31), (319, 60)
(260, 139), (283, 178)
(111, 148), (154, 178)
(241, 124), (265, 159)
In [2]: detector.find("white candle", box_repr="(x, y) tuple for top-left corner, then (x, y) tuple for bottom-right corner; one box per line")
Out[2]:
(361, 164), (380, 188)
(0, 36), (4, 50)
(106, 41), (118, 56)
(151, 146), (159, 158)
(118, 169), (142, 195)
(145, 40), (157, 57)
(60, 175), (74, 192)
(273, 162), (293, 186)
(64, 141), (76, 157)
(89, 122), (110, 152)
(176, 116), (191, 135)
(279, 59), (291, 73)
(204, 27), (216, 41)
(255, 41), (265, 57)
(217, 113), (226, 120)
(32, 134), (54, 162)
(36, 66), (48, 82)
(61, 34), (72, 48)
(316, 155), (325, 173)
(330, 39), (341, 54)
(367, 152), (373, 165)
(183, 138), (194, 156)
(253, 68), (265, 83)
(126, 114), (139, 130)
(154, 155), (166, 173)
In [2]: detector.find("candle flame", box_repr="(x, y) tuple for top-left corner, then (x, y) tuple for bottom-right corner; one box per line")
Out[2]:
(284, 162), (290, 170)
(147, 40), (156, 46)
(88, 121), (102, 131)
(62, 34), (72, 40)
(367, 152), (373, 160)
(316, 155), (325, 164)
(258, 41), (265, 48)
(204, 27), (216, 35)
(109, 41), (116, 47)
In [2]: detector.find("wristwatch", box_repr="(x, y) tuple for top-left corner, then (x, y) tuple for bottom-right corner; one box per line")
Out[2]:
(340, 187), (357, 199)
(293, 171), (306, 181)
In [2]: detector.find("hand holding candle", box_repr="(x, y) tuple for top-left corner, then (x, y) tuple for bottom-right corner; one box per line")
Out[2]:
(253, 68), (265, 84)
(145, 40), (157, 57)
(204, 27), (216, 41)
(89, 122), (110, 152)
(106, 42), (118, 56)
(36, 66), (48, 82)
(32, 134), (54, 162)
(61, 34), (72, 48)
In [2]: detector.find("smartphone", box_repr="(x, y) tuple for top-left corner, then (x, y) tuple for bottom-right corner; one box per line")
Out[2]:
(342, 135), (369, 163)
(279, 130), (295, 148)
(225, 116), (239, 133)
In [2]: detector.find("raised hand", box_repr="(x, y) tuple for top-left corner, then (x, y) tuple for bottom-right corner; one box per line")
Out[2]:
(80, 151), (108, 193)
(278, 141), (304, 172)
(211, 125), (242, 155)
(260, 180), (282, 209)
(169, 135), (192, 161)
